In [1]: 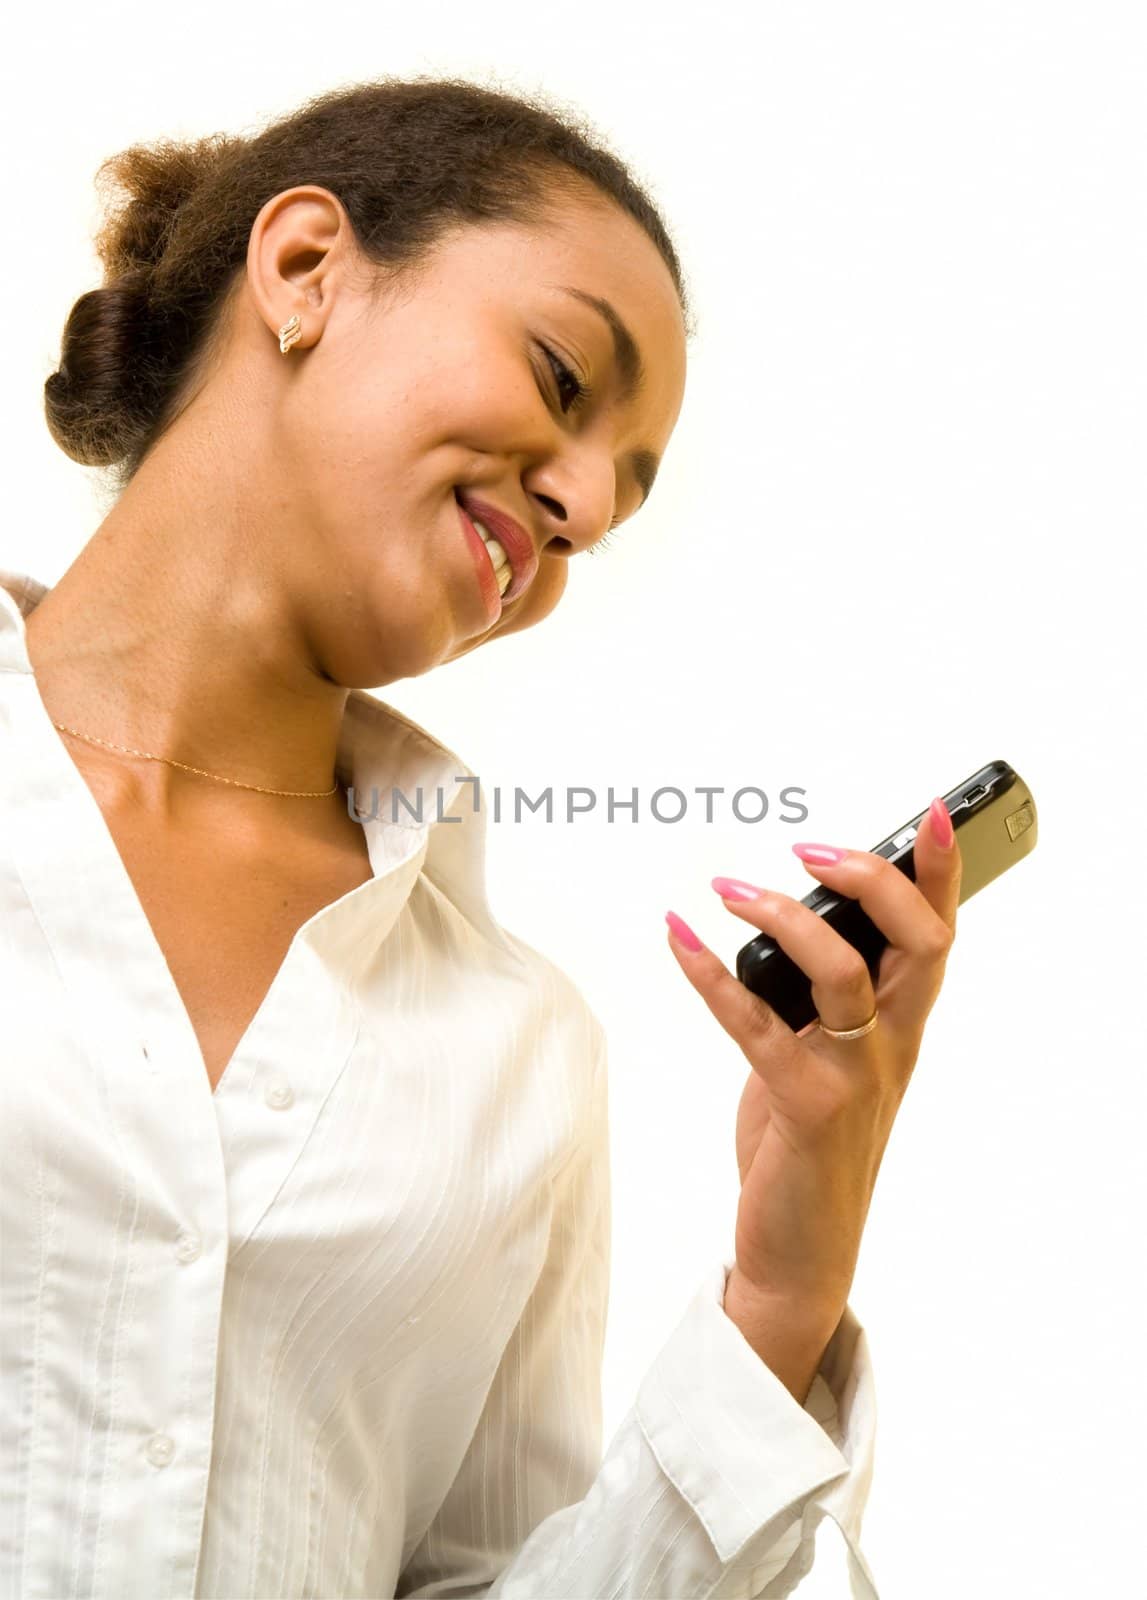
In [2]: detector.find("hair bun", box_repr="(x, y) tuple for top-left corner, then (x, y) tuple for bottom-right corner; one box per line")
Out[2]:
(44, 134), (246, 468)
(43, 273), (159, 466)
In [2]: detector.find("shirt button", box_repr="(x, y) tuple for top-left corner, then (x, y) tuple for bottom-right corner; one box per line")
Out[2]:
(174, 1230), (202, 1264)
(145, 1433), (175, 1469)
(264, 1077), (294, 1110)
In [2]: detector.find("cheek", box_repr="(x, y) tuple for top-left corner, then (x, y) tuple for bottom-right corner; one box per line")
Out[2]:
(415, 329), (532, 439)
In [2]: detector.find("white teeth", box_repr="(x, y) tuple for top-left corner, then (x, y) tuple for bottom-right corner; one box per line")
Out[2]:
(470, 516), (513, 596)
(478, 533), (509, 572)
(471, 518), (508, 566)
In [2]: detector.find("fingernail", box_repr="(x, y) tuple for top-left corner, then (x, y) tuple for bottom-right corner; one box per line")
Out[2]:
(930, 796), (954, 849)
(792, 842), (848, 865)
(711, 876), (767, 901)
(665, 910), (704, 951)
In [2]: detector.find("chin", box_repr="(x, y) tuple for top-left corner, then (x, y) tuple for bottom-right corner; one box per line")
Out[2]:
(317, 621), (447, 690)
(436, 570), (568, 668)
(492, 580), (565, 641)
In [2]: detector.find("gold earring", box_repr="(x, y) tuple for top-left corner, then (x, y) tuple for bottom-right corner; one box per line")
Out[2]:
(278, 314), (302, 355)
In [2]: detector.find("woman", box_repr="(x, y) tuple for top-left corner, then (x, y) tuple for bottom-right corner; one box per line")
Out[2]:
(0, 77), (960, 1598)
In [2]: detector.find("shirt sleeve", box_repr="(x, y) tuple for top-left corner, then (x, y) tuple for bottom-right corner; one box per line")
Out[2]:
(396, 1018), (880, 1600)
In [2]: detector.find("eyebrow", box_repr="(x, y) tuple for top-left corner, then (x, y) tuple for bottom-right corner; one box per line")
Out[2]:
(553, 285), (662, 509)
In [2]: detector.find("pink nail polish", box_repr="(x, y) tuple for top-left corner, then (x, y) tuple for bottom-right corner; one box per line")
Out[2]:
(711, 876), (766, 901)
(792, 842), (848, 865)
(665, 910), (703, 952)
(930, 796), (954, 849)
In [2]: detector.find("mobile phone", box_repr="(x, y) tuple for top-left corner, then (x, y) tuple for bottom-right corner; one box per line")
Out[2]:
(735, 760), (1038, 1032)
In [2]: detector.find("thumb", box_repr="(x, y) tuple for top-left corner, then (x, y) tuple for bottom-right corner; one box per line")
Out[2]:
(913, 796), (962, 933)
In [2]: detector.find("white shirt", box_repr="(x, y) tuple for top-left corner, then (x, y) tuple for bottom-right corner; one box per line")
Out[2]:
(0, 566), (879, 1600)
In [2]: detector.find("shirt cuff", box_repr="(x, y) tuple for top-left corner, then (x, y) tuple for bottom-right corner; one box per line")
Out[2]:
(634, 1256), (876, 1567)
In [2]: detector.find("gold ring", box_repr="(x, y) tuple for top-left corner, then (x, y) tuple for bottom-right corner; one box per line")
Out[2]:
(817, 1010), (879, 1041)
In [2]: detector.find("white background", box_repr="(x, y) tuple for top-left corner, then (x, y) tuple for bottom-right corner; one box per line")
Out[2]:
(4, 4), (1144, 1595)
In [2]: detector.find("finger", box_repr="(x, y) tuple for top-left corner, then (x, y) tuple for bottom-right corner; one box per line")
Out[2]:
(709, 886), (878, 1036)
(788, 838), (958, 962)
(714, 810), (958, 1035)
(911, 796), (963, 931)
(664, 911), (801, 1088)
(779, 823), (957, 1028)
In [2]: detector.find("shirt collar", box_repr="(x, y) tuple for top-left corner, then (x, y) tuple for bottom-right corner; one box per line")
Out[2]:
(0, 565), (519, 965)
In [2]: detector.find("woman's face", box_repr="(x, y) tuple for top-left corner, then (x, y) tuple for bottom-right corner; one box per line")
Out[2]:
(251, 183), (688, 687)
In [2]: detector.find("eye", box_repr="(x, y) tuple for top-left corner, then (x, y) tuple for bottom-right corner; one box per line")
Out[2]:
(539, 342), (594, 414)
(535, 343), (624, 557)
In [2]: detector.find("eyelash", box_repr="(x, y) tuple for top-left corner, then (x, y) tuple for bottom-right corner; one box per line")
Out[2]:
(585, 528), (620, 558)
(540, 341), (594, 414)
(538, 341), (620, 558)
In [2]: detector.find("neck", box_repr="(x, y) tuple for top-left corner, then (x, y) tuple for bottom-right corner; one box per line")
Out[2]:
(24, 442), (350, 823)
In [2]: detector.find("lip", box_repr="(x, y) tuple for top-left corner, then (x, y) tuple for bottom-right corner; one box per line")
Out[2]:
(454, 490), (539, 606)
(456, 500), (503, 623)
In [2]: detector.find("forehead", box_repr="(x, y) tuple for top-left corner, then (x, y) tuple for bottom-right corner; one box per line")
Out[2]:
(517, 191), (684, 341)
(440, 190), (688, 402)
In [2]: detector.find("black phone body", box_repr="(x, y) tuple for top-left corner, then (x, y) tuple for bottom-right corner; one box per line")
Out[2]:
(734, 760), (1038, 1033)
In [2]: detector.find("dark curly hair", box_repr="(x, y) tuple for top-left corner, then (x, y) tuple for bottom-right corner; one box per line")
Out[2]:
(43, 74), (694, 498)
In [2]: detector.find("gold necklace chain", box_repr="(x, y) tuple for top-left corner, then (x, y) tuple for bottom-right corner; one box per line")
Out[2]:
(50, 722), (338, 798)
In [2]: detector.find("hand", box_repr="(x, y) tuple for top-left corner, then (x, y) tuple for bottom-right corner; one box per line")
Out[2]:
(665, 798), (962, 1402)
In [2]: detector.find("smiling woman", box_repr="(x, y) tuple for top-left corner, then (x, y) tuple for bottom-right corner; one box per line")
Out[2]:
(1, 74), (893, 1600)
(40, 81), (688, 682)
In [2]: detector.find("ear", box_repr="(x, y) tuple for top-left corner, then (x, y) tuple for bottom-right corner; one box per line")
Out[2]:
(245, 185), (351, 353)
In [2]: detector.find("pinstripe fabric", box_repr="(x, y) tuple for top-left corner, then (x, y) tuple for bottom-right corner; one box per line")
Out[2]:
(0, 568), (878, 1600)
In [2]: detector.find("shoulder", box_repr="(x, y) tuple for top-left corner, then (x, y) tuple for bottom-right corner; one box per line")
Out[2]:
(489, 923), (608, 1106)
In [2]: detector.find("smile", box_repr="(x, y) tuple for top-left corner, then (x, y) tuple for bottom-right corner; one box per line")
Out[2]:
(471, 515), (513, 598)
(454, 490), (539, 610)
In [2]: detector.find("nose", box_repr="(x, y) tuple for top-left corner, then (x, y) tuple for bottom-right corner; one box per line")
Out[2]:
(530, 488), (611, 559)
